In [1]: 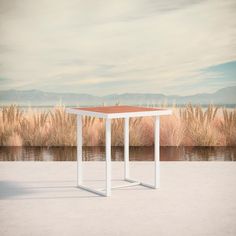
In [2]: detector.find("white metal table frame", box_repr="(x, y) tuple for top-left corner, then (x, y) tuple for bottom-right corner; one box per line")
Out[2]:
(66, 107), (172, 197)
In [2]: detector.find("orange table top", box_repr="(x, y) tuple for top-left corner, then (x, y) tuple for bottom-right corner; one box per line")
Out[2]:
(74, 105), (164, 114)
(67, 105), (171, 118)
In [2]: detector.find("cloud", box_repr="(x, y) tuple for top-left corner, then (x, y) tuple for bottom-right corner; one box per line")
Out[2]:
(0, 0), (235, 95)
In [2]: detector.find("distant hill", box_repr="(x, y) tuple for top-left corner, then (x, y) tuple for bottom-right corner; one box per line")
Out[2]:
(0, 86), (235, 106)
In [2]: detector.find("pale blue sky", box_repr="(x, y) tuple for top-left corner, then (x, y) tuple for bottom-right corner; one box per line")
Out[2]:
(0, 0), (235, 95)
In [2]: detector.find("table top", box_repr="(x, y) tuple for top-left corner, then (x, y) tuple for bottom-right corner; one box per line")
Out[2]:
(66, 105), (172, 118)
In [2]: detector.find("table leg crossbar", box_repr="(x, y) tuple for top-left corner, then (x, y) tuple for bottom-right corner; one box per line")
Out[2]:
(99, 180), (140, 192)
(125, 178), (156, 189)
(76, 115), (160, 197)
(77, 184), (107, 197)
(77, 178), (154, 197)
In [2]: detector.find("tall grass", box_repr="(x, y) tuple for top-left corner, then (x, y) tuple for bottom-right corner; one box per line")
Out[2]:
(49, 106), (76, 146)
(0, 105), (23, 145)
(220, 108), (236, 145)
(180, 105), (219, 146)
(20, 111), (49, 146)
(0, 104), (235, 146)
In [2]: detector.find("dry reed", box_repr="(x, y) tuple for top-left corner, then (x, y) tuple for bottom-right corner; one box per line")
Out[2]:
(0, 104), (235, 146)
(220, 108), (236, 145)
(180, 104), (220, 146)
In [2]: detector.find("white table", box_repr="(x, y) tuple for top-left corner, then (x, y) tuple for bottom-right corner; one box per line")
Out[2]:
(66, 105), (172, 197)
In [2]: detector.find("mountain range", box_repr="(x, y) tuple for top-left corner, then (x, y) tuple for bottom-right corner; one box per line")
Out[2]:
(0, 86), (235, 106)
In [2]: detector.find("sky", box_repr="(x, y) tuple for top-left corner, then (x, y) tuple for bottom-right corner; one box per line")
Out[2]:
(0, 0), (236, 96)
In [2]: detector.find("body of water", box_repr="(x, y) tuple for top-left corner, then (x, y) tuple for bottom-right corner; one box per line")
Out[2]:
(0, 146), (235, 161)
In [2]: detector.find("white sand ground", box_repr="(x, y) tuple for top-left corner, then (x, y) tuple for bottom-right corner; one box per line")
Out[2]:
(0, 162), (236, 236)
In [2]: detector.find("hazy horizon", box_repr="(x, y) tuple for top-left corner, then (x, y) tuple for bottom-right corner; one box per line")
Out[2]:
(1, 86), (235, 106)
(1, 85), (236, 96)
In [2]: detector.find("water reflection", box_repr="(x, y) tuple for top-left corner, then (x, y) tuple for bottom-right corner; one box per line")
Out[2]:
(0, 146), (235, 161)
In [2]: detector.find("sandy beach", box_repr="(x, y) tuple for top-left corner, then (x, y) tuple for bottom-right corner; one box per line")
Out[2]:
(0, 161), (236, 236)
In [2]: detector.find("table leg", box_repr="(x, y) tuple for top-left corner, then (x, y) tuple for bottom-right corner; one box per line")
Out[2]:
(124, 117), (129, 179)
(77, 115), (83, 186)
(106, 118), (111, 196)
(154, 116), (160, 188)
